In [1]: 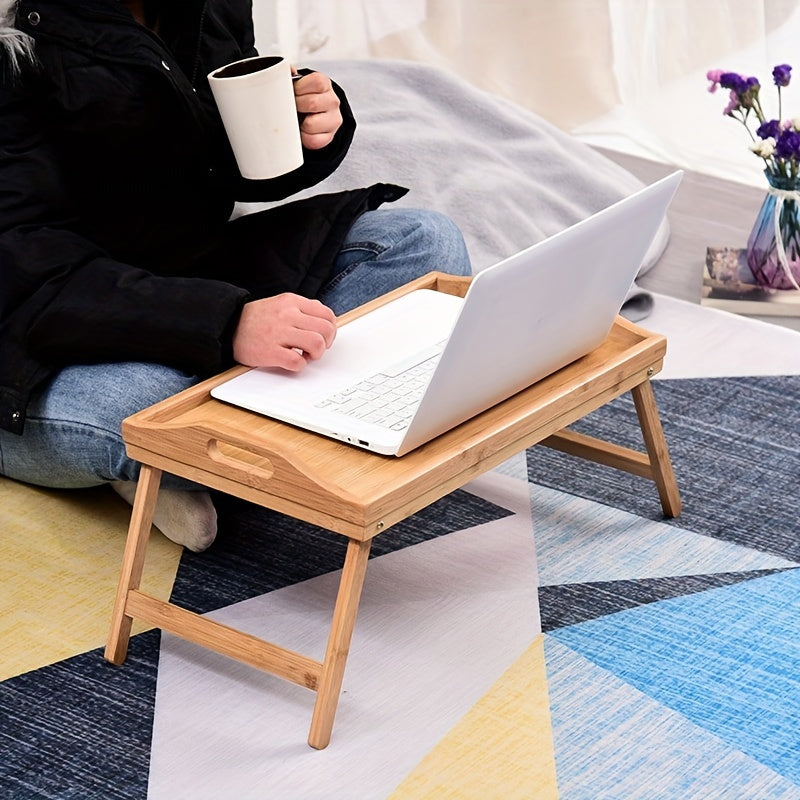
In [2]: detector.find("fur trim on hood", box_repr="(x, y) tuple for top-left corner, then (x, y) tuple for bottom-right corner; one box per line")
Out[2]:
(0, 0), (35, 76)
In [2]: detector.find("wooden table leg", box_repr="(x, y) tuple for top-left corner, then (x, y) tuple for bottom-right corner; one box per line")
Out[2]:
(631, 380), (682, 518)
(105, 465), (162, 665)
(307, 537), (372, 749)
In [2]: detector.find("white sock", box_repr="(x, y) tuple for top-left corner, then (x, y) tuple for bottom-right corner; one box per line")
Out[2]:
(111, 481), (218, 553)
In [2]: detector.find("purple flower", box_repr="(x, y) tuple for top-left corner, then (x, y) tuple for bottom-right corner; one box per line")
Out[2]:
(722, 90), (739, 116)
(757, 119), (781, 139)
(705, 63), (800, 178)
(773, 63), (792, 87)
(719, 72), (760, 108)
(724, 73), (759, 93)
(775, 129), (800, 160)
(719, 72), (750, 95)
(706, 69), (724, 92)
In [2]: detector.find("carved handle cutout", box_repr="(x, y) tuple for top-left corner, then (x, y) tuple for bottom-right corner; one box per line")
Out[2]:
(207, 439), (275, 487)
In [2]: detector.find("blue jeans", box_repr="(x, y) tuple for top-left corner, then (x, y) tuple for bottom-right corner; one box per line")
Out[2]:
(0, 208), (471, 489)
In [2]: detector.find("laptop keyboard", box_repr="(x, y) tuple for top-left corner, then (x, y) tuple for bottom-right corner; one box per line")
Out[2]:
(314, 347), (443, 431)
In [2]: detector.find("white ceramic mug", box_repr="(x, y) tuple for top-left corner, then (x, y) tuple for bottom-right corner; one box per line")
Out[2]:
(208, 55), (303, 179)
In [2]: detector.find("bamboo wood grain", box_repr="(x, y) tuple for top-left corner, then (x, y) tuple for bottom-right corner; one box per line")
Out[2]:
(308, 538), (372, 749)
(126, 591), (322, 689)
(106, 271), (683, 749)
(541, 428), (654, 478)
(121, 312), (668, 536)
(632, 379), (683, 517)
(105, 464), (161, 664)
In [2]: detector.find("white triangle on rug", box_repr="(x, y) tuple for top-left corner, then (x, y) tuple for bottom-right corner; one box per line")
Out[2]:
(643, 293), (800, 380)
(544, 637), (800, 800)
(462, 452), (531, 510)
(484, 449), (529, 483)
(529, 483), (796, 586)
(149, 487), (539, 799)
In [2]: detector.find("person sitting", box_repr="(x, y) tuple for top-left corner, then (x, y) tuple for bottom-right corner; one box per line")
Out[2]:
(0, 0), (471, 551)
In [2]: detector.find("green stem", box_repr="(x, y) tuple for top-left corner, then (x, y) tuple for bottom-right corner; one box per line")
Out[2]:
(751, 95), (767, 125)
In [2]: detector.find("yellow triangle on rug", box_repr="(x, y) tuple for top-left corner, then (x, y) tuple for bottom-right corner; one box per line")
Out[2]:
(0, 478), (182, 680)
(389, 636), (558, 800)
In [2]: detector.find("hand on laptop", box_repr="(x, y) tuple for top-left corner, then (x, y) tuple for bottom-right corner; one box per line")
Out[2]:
(232, 294), (337, 371)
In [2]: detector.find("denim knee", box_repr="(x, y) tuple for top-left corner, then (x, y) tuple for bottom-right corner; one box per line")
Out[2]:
(416, 210), (473, 278)
(319, 208), (472, 314)
(0, 362), (199, 489)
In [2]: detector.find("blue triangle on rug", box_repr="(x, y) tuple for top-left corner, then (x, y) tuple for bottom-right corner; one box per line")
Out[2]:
(545, 634), (800, 799)
(549, 567), (800, 784)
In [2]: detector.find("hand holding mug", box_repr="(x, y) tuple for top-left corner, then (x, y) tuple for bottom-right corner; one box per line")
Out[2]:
(292, 70), (343, 150)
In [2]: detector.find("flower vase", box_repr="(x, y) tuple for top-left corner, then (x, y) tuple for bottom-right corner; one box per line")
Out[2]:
(746, 172), (800, 290)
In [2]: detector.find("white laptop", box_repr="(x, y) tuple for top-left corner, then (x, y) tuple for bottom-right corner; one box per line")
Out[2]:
(211, 171), (682, 456)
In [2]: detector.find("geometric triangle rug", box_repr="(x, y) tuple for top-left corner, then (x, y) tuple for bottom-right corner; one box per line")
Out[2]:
(2, 296), (799, 798)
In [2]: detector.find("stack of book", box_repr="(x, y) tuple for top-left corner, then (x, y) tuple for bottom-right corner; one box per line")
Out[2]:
(702, 247), (800, 316)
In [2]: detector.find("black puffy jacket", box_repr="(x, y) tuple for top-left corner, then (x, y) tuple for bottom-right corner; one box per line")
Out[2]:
(0, 0), (403, 434)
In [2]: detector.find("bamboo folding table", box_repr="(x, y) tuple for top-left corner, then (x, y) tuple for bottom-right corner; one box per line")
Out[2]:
(105, 272), (681, 749)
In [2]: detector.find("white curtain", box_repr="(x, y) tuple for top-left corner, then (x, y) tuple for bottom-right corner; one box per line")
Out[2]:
(253, 0), (800, 186)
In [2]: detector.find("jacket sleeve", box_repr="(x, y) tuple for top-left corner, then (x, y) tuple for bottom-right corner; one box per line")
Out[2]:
(0, 80), (249, 379)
